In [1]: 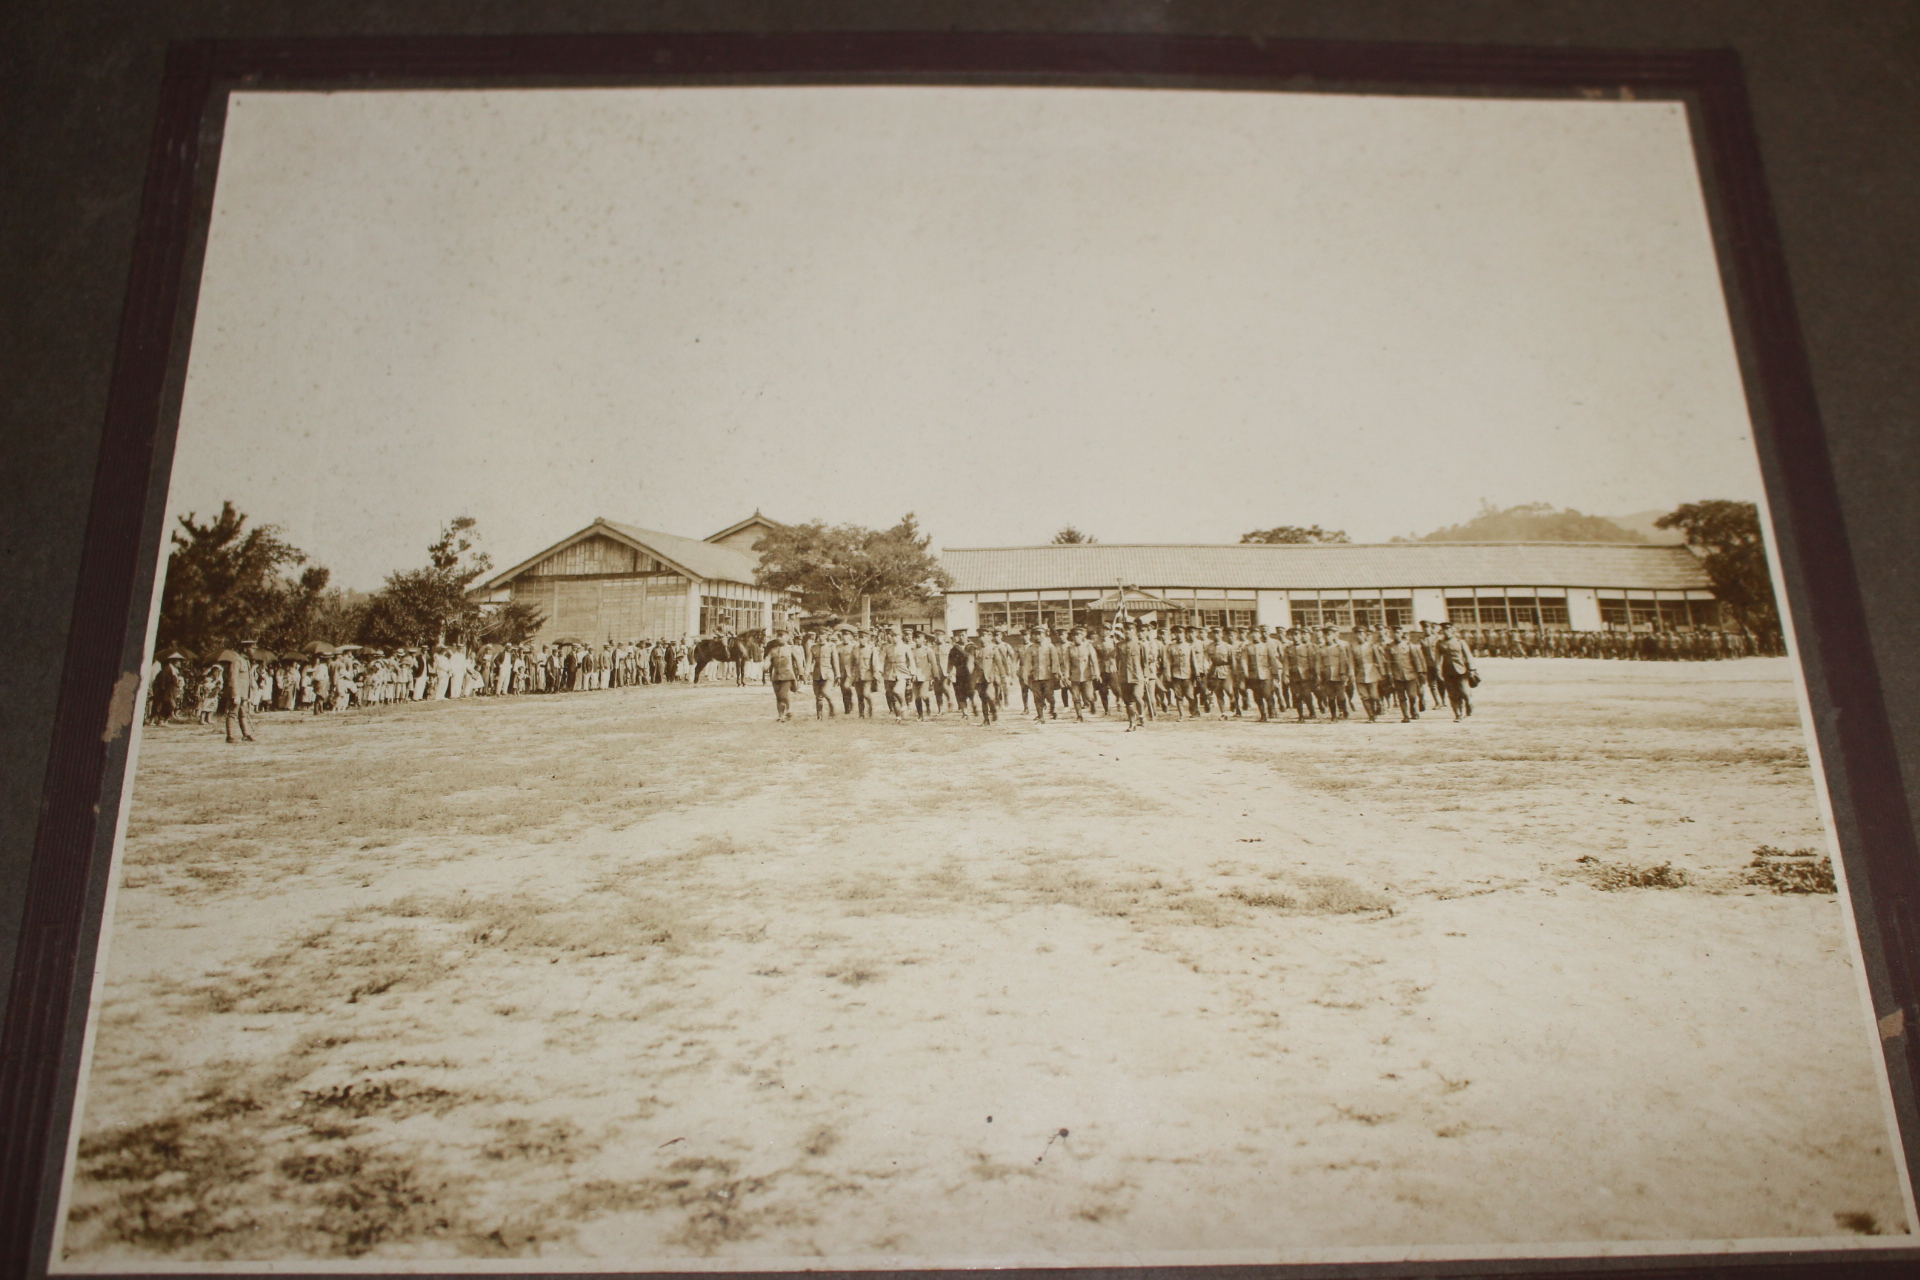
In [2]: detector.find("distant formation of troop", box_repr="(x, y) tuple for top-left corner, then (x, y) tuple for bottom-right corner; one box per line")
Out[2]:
(1455, 627), (1780, 660)
(146, 617), (1779, 744)
(759, 620), (1481, 729)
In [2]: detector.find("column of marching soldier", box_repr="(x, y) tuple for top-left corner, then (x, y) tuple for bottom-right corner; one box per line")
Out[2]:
(759, 619), (1482, 729)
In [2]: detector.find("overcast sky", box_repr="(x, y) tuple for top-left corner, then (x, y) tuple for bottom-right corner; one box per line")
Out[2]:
(167, 85), (1763, 590)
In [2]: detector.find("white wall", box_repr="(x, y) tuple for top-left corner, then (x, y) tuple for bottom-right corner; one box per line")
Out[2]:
(1412, 588), (1450, 624)
(1566, 588), (1604, 631)
(1256, 590), (1290, 628)
(944, 594), (978, 633)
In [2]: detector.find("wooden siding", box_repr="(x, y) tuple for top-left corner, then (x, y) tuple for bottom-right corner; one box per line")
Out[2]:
(522, 533), (667, 578)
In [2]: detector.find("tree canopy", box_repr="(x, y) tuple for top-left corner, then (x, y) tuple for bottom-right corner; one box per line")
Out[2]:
(754, 514), (952, 622)
(1240, 524), (1349, 545)
(1052, 525), (1097, 545)
(357, 516), (508, 651)
(155, 502), (313, 659)
(1654, 500), (1779, 636)
(1416, 501), (1641, 543)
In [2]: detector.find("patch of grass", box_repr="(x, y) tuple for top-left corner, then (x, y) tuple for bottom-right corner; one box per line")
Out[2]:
(559, 1157), (794, 1254)
(1576, 857), (1689, 890)
(481, 1118), (592, 1165)
(1229, 875), (1392, 916)
(68, 1079), (467, 1260)
(1745, 846), (1837, 894)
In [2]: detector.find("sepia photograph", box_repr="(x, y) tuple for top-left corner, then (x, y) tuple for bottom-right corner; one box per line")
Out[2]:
(47, 77), (1915, 1269)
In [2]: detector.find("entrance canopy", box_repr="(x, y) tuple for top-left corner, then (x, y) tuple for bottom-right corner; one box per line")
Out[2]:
(1089, 587), (1172, 615)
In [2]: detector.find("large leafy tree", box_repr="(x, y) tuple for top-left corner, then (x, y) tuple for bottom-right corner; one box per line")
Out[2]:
(1240, 524), (1349, 544)
(357, 517), (498, 650)
(1654, 500), (1779, 636)
(754, 514), (952, 622)
(481, 600), (546, 646)
(155, 502), (309, 659)
(1418, 501), (1640, 543)
(259, 565), (335, 651)
(1052, 525), (1098, 545)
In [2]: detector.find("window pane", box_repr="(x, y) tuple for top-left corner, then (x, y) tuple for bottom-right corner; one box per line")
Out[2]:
(1446, 597), (1476, 625)
(1539, 597), (1569, 626)
(1477, 602), (1509, 626)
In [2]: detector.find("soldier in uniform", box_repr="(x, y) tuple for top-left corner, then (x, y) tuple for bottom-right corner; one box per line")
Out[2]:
(808, 629), (842, 719)
(1063, 627), (1101, 721)
(1318, 626), (1354, 720)
(1435, 621), (1478, 720)
(1286, 627), (1319, 721)
(764, 631), (804, 722)
(1022, 627), (1060, 723)
(971, 628), (1005, 724)
(1350, 624), (1386, 722)
(1162, 625), (1196, 720)
(220, 641), (257, 743)
(1382, 625), (1423, 722)
(879, 627), (916, 722)
(947, 629), (975, 716)
(1113, 622), (1150, 730)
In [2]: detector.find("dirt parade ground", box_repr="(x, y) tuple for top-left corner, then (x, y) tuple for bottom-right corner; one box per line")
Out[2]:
(58, 656), (1909, 1267)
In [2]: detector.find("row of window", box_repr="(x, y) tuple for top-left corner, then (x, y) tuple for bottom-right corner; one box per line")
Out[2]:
(974, 601), (1261, 632)
(1295, 599), (1415, 629)
(1446, 595), (1572, 627)
(700, 595), (767, 635)
(1598, 597), (1720, 630)
(974, 594), (1722, 633)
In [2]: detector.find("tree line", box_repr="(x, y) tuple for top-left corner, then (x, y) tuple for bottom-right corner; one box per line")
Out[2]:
(155, 504), (544, 660)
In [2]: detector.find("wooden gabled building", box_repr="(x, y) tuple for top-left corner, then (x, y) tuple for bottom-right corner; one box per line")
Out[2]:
(472, 515), (792, 644)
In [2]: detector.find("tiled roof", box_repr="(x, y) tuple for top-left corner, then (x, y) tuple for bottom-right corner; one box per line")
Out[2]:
(485, 519), (764, 589)
(597, 520), (763, 585)
(939, 542), (1711, 593)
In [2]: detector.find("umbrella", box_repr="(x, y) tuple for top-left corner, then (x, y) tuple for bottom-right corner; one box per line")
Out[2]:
(215, 649), (244, 664)
(247, 646), (277, 662)
(161, 651), (189, 661)
(302, 641), (336, 655)
(333, 643), (363, 652)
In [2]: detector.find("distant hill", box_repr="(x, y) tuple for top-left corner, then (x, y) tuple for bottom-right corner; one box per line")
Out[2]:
(1414, 502), (1646, 544)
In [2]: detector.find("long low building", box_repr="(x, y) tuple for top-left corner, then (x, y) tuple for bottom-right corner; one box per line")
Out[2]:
(938, 541), (1719, 634)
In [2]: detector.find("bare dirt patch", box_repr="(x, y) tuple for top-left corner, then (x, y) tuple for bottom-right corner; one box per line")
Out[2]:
(63, 662), (1905, 1266)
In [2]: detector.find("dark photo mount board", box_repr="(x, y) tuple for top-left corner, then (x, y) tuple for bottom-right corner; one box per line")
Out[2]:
(4, 11), (1920, 1280)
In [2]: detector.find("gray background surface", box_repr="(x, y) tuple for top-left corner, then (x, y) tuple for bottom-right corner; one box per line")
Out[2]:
(3, 0), (1917, 1002)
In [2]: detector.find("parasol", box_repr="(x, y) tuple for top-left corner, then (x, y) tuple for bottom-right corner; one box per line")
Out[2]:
(215, 649), (244, 664)
(333, 643), (362, 652)
(302, 641), (336, 655)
